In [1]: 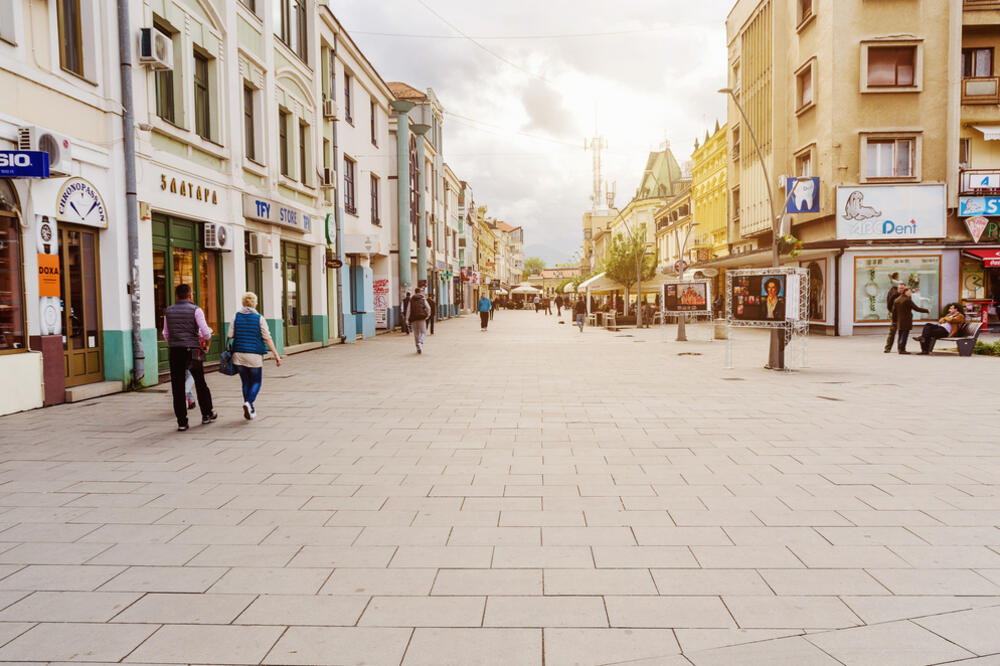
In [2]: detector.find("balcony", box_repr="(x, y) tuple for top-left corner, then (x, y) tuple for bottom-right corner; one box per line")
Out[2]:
(961, 168), (1000, 195)
(965, 1), (1000, 26)
(963, 76), (1000, 104)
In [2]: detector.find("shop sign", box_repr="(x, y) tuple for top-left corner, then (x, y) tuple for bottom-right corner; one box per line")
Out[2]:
(967, 249), (1000, 268)
(160, 173), (219, 205)
(836, 184), (946, 240)
(242, 194), (312, 233)
(960, 171), (1000, 194)
(56, 178), (107, 229)
(0, 151), (49, 178)
(967, 216), (989, 243)
(37, 254), (60, 297)
(959, 196), (1000, 217)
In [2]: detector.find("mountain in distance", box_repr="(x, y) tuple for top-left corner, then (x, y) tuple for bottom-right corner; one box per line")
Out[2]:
(523, 244), (574, 267)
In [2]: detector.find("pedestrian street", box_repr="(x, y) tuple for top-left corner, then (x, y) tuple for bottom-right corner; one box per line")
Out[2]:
(0, 311), (998, 665)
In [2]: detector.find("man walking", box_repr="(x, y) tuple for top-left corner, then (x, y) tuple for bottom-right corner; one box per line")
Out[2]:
(401, 291), (412, 334)
(573, 298), (586, 332)
(555, 295), (563, 316)
(883, 282), (907, 353)
(427, 292), (437, 335)
(478, 293), (493, 332)
(408, 287), (431, 354)
(162, 284), (216, 431)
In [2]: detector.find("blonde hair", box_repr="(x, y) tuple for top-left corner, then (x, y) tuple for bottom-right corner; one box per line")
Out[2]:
(241, 292), (258, 308)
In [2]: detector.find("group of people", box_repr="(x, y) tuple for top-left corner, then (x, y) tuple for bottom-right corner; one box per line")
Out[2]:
(531, 294), (574, 315)
(163, 284), (280, 432)
(884, 282), (966, 355)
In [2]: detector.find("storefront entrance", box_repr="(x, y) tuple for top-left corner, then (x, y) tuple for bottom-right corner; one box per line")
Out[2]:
(153, 215), (224, 373)
(245, 235), (264, 314)
(281, 240), (312, 346)
(58, 224), (103, 386)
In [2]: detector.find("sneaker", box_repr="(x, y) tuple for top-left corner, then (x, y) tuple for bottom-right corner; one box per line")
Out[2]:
(898, 351), (912, 355)
(249, 405), (256, 420)
(417, 348), (422, 354)
(243, 402), (252, 420)
(177, 424), (189, 432)
(202, 411), (218, 425)
(883, 348), (891, 353)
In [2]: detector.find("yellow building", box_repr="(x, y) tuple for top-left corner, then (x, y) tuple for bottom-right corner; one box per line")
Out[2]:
(691, 123), (729, 264)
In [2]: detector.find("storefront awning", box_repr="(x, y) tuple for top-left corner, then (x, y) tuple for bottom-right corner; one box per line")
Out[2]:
(964, 248), (1000, 267)
(973, 125), (1000, 141)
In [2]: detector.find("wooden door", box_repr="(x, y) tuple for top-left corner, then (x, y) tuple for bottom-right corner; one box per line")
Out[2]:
(59, 225), (103, 386)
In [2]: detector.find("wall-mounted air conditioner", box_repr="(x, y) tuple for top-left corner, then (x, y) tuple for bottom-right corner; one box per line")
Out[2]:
(204, 223), (233, 251)
(17, 126), (72, 177)
(139, 27), (173, 71)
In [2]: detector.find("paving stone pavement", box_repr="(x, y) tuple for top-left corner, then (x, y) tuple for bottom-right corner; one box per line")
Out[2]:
(0, 310), (998, 665)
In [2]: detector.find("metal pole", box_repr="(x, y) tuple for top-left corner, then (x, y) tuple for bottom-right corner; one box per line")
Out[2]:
(117, 0), (144, 387)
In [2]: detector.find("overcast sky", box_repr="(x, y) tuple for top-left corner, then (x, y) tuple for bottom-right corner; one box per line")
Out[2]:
(335, 0), (734, 265)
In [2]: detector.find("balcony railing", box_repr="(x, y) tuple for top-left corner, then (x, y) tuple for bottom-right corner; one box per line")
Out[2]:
(961, 168), (1000, 195)
(962, 76), (1000, 104)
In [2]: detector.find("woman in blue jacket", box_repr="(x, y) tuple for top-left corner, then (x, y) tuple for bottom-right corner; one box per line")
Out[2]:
(227, 292), (282, 420)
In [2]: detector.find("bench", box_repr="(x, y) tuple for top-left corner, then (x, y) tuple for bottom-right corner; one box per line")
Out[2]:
(933, 322), (983, 357)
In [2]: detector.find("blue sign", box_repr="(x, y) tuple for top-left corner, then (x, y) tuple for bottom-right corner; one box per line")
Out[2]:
(785, 177), (820, 214)
(0, 151), (49, 179)
(959, 196), (1000, 217)
(242, 193), (312, 233)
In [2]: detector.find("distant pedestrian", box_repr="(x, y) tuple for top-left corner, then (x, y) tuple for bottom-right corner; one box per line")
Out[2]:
(478, 294), (492, 332)
(883, 282), (907, 353)
(401, 291), (412, 334)
(534, 295), (541, 313)
(891, 287), (929, 354)
(490, 296), (497, 319)
(544, 297), (552, 314)
(408, 287), (431, 353)
(227, 292), (282, 420)
(573, 298), (586, 332)
(162, 284), (216, 431)
(555, 295), (564, 315)
(427, 293), (437, 335)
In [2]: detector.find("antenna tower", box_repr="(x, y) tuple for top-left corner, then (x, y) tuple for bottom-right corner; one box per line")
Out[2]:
(584, 135), (608, 211)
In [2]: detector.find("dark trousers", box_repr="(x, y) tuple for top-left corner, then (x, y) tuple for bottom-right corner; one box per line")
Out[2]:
(479, 311), (490, 329)
(490, 308), (495, 320)
(169, 347), (213, 426)
(919, 324), (950, 353)
(429, 316), (435, 335)
(897, 329), (911, 353)
(884, 321), (898, 352)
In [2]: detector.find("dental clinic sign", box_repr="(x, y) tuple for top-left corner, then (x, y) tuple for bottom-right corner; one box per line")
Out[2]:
(836, 184), (946, 240)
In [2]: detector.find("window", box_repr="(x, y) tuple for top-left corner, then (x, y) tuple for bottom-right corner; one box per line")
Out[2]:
(370, 99), (378, 146)
(0, 184), (25, 353)
(193, 51), (211, 140)
(371, 174), (380, 225)
(865, 137), (916, 179)
(962, 48), (994, 77)
(344, 157), (356, 215)
(796, 60), (814, 111)
(279, 109), (290, 177)
(299, 121), (309, 185)
(797, 0), (813, 26)
(960, 138), (971, 168)
(409, 136), (419, 242)
(324, 46), (336, 99)
(344, 74), (353, 123)
(241, 0), (256, 14)
(0, 1), (16, 45)
(243, 85), (256, 161)
(732, 187), (741, 221)
(866, 44), (917, 88)
(732, 60), (741, 91)
(276, 0), (307, 62)
(57, 0), (84, 76)
(154, 23), (176, 124)
(795, 147), (814, 176)
(731, 125), (741, 160)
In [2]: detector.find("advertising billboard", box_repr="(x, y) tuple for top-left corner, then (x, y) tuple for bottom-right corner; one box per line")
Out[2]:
(663, 281), (710, 313)
(836, 184), (946, 240)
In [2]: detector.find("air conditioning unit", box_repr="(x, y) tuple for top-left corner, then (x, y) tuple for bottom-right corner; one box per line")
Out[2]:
(320, 167), (335, 189)
(138, 28), (173, 71)
(17, 126), (72, 177)
(323, 98), (339, 120)
(246, 231), (263, 257)
(203, 223), (233, 251)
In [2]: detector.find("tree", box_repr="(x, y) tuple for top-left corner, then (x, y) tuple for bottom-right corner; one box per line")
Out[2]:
(601, 227), (656, 314)
(523, 257), (546, 280)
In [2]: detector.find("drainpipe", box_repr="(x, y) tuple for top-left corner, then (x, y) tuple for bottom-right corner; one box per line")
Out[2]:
(412, 124), (431, 286)
(332, 34), (346, 343)
(117, 0), (144, 387)
(390, 102), (415, 298)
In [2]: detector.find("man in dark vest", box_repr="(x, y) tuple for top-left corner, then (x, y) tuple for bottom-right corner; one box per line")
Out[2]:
(162, 283), (216, 431)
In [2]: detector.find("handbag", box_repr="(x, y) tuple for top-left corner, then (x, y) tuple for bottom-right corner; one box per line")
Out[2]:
(218, 341), (237, 376)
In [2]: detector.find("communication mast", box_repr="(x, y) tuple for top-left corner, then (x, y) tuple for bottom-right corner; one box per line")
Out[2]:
(584, 135), (607, 212)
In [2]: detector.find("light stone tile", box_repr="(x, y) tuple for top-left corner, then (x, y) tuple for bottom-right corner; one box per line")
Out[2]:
(263, 627), (412, 665)
(208, 567), (331, 594)
(320, 568), (437, 595)
(605, 595), (735, 629)
(99, 566), (227, 593)
(359, 595), (485, 627)
(867, 568), (1000, 595)
(543, 628), (679, 666)
(0, 591), (141, 622)
(261, 526), (362, 546)
(584, 510), (675, 526)
(759, 569), (889, 595)
(88, 543), (206, 566)
(432, 569), (542, 596)
(186, 544), (300, 567)
(805, 620), (974, 666)
(288, 545), (396, 567)
(484, 596), (607, 628)
(0, 623), (157, 662)
(170, 525), (275, 544)
(79, 524), (188, 544)
(914, 606), (1000, 656)
(691, 546), (803, 569)
(543, 568), (657, 595)
(0, 564), (124, 591)
(412, 511), (500, 526)
(675, 628), (804, 654)
(907, 526), (1000, 546)
(449, 527), (540, 545)
(651, 569), (772, 596)
(724, 596), (862, 629)
(841, 595), (997, 624)
(493, 546), (593, 568)
(890, 545), (1000, 568)
(325, 510), (417, 526)
(242, 509), (335, 525)
(686, 635), (841, 666)
(0, 523), (98, 543)
(542, 527), (636, 546)
(721, 526), (828, 547)
(632, 526), (731, 546)
(403, 628), (541, 666)
(499, 511), (585, 526)
(125, 624), (285, 664)
(461, 498), (541, 511)
(789, 544), (910, 568)
(112, 592), (255, 624)
(815, 526), (926, 546)
(0, 542), (111, 565)
(235, 593), (370, 625)
(593, 546), (697, 568)
(389, 546), (493, 568)
(355, 526), (452, 546)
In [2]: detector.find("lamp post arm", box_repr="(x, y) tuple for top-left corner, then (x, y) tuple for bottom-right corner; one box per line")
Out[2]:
(725, 90), (779, 268)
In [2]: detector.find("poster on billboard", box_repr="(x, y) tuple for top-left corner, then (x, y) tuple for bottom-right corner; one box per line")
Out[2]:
(662, 281), (711, 314)
(836, 184), (946, 240)
(727, 267), (809, 326)
(373, 278), (390, 328)
(854, 255), (941, 323)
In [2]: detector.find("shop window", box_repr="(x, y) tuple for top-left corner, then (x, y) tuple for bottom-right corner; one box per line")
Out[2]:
(154, 21), (177, 124)
(344, 73), (353, 124)
(863, 135), (918, 180)
(298, 120), (309, 185)
(371, 174), (381, 226)
(0, 190), (25, 353)
(855, 255), (940, 323)
(193, 50), (211, 140)
(863, 42), (921, 91)
(57, 0), (84, 77)
(243, 84), (257, 162)
(279, 109), (290, 177)
(962, 48), (993, 78)
(344, 156), (356, 215)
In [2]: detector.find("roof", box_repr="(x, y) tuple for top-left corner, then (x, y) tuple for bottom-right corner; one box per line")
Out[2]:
(495, 221), (516, 232)
(388, 82), (427, 101)
(539, 268), (581, 279)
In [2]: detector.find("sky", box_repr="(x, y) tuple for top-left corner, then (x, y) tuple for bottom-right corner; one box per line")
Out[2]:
(334, 0), (735, 266)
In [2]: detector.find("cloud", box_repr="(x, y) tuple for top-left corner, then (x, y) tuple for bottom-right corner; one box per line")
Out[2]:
(519, 79), (579, 139)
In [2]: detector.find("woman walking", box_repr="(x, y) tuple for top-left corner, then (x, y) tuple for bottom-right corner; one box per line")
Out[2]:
(227, 292), (282, 419)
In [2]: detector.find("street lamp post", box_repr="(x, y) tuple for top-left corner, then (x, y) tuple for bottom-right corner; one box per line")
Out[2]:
(675, 220), (700, 342)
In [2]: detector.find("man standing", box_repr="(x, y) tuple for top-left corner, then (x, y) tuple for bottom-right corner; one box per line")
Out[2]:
(555, 295), (563, 316)
(478, 293), (492, 332)
(162, 284), (216, 431)
(533, 295), (541, 313)
(573, 298), (586, 332)
(427, 292), (437, 335)
(408, 287), (430, 354)
(883, 282), (907, 353)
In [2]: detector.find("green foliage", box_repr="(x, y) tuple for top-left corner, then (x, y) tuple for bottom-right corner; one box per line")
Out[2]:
(973, 341), (1000, 356)
(601, 229), (656, 292)
(524, 257), (546, 274)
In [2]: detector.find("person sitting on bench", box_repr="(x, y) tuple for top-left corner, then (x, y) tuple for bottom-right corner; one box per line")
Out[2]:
(915, 303), (966, 355)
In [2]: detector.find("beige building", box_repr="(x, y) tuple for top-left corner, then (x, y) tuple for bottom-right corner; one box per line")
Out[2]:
(724, 0), (997, 335)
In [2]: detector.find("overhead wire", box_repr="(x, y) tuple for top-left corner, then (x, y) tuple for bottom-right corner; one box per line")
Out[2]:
(351, 27), (677, 40)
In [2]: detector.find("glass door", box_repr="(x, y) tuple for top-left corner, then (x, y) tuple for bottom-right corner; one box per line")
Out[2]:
(282, 241), (312, 346)
(59, 225), (103, 387)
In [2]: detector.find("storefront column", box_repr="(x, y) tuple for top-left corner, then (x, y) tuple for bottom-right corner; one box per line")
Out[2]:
(390, 101), (415, 289)
(412, 124), (431, 286)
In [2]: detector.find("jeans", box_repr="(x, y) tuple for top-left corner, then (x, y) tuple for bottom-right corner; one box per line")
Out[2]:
(479, 311), (490, 329)
(236, 365), (263, 405)
(575, 314), (585, 331)
(897, 329), (911, 352)
(169, 347), (213, 426)
(411, 319), (427, 349)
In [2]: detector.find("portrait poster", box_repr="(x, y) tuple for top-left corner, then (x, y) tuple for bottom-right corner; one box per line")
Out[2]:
(664, 281), (710, 312)
(730, 274), (788, 322)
